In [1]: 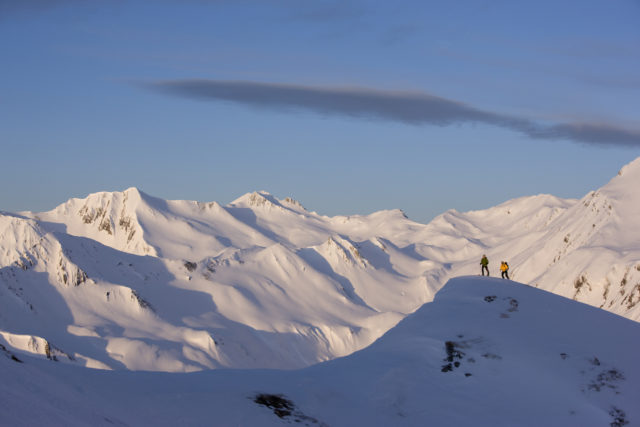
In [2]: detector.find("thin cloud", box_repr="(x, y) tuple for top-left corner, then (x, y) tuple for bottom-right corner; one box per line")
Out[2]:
(530, 123), (640, 148)
(146, 79), (640, 148)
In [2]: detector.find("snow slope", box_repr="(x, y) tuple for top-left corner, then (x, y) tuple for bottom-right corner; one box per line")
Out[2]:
(0, 158), (639, 372)
(2, 189), (430, 371)
(443, 157), (640, 319)
(1, 277), (638, 426)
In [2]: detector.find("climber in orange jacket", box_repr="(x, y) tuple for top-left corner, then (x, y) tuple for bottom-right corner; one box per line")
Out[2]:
(500, 261), (510, 279)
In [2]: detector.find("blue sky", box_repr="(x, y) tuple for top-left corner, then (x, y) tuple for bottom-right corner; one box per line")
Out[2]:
(1, 0), (639, 222)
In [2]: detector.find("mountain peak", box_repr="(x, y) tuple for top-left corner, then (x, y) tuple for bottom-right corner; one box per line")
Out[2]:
(229, 191), (307, 213)
(122, 187), (144, 200)
(616, 156), (640, 178)
(0, 212), (47, 267)
(594, 156), (640, 210)
(230, 191), (276, 208)
(30, 188), (157, 256)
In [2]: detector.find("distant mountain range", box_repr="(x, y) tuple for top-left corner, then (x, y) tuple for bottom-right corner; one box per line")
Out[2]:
(1, 158), (639, 372)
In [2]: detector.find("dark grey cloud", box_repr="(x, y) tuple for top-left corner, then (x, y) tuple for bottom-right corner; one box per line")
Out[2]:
(529, 123), (640, 148)
(146, 79), (640, 148)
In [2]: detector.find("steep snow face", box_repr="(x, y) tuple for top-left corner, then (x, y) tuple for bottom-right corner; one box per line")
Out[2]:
(0, 277), (638, 426)
(2, 158), (639, 372)
(404, 158), (640, 321)
(500, 159), (640, 319)
(591, 158), (640, 249)
(0, 213), (48, 268)
(28, 188), (156, 256)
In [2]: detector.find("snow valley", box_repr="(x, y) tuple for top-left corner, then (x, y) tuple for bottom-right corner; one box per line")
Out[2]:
(0, 158), (639, 425)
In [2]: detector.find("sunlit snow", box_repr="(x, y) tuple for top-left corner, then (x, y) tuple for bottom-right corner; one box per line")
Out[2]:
(1, 158), (639, 425)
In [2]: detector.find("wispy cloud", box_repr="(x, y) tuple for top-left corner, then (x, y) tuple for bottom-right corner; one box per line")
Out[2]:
(145, 79), (640, 148)
(528, 123), (640, 147)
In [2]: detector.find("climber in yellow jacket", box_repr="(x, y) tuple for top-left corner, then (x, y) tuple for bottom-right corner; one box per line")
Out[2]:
(500, 261), (510, 280)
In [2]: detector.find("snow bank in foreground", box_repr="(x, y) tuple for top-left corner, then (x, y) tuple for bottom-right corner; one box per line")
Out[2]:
(1, 276), (638, 426)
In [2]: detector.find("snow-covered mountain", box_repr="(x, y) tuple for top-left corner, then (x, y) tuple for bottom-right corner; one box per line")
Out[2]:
(436, 157), (640, 318)
(0, 158), (639, 372)
(1, 277), (638, 426)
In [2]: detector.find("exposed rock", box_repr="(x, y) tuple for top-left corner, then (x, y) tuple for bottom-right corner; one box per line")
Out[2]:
(131, 290), (154, 312)
(253, 393), (323, 425)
